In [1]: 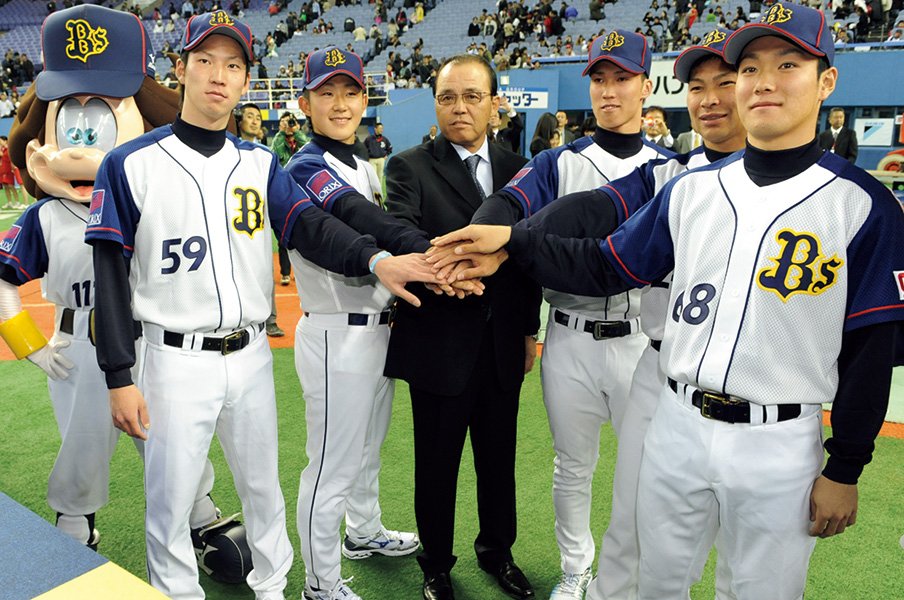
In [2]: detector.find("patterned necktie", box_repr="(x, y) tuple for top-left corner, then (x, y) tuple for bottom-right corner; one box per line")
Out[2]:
(464, 154), (486, 200)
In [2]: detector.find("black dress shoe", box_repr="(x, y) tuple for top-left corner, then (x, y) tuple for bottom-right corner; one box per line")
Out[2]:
(478, 560), (535, 599)
(423, 572), (455, 600)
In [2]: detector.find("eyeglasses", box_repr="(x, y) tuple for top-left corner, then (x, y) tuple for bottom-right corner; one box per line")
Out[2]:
(435, 92), (492, 106)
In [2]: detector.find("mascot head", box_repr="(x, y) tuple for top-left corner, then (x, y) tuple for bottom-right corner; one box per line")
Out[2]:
(9, 5), (187, 203)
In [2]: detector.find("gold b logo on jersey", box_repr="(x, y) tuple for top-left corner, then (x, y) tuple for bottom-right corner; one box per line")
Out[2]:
(324, 49), (347, 67)
(232, 187), (265, 238)
(762, 4), (793, 25)
(756, 229), (842, 302)
(209, 10), (234, 26)
(701, 30), (726, 47)
(598, 32), (625, 53)
(65, 19), (109, 63)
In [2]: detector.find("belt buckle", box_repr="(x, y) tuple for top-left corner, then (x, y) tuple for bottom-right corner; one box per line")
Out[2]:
(592, 321), (608, 340)
(700, 391), (741, 420)
(220, 330), (246, 355)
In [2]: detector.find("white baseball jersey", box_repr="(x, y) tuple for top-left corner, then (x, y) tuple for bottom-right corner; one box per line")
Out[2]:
(285, 143), (391, 314)
(601, 150), (904, 403)
(501, 136), (670, 318)
(85, 126), (313, 333)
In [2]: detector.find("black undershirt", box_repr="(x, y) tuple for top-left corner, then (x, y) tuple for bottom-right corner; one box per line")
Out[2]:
(172, 116), (227, 157)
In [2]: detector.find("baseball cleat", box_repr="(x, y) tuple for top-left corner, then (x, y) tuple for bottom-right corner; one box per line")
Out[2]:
(280, 275), (291, 286)
(86, 529), (100, 552)
(265, 322), (285, 337)
(549, 568), (592, 600)
(341, 527), (420, 559)
(304, 578), (362, 600)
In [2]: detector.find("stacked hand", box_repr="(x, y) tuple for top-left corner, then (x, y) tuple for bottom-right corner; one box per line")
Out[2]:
(423, 225), (514, 297)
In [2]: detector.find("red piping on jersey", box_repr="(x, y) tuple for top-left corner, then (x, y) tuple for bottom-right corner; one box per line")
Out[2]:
(282, 199), (312, 243)
(847, 304), (904, 319)
(87, 226), (123, 238)
(0, 251), (33, 281)
(603, 184), (629, 218)
(510, 186), (532, 213)
(606, 238), (650, 285)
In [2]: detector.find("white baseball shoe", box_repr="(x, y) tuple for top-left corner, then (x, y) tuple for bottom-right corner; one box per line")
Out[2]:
(304, 578), (362, 600)
(549, 568), (592, 600)
(341, 527), (420, 559)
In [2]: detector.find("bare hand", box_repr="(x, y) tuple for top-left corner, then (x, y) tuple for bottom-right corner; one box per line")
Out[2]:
(809, 475), (857, 538)
(429, 224), (513, 255)
(434, 249), (509, 281)
(110, 385), (150, 440)
(524, 336), (538, 373)
(373, 253), (439, 307)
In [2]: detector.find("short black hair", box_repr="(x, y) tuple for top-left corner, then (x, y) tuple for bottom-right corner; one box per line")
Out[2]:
(239, 102), (261, 115)
(432, 54), (497, 97)
(644, 105), (668, 125)
(829, 107), (845, 115)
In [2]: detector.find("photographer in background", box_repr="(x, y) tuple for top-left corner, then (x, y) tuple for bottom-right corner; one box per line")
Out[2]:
(642, 105), (674, 150)
(271, 110), (309, 166)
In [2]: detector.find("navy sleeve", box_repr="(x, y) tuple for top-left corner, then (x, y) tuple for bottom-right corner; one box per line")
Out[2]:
(84, 152), (140, 254)
(604, 161), (660, 225)
(0, 204), (49, 284)
(283, 153), (355, 212)
(822, 321), (896, 484)
(497, 149), (560, 217)
(92, 239), (137, 389)
(288, 204), (381, 278)
(328, 192), (430, 254)
(471, 190), (526, 225)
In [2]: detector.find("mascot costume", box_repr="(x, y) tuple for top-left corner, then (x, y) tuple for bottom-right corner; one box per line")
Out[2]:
(0, 4), (252, 584)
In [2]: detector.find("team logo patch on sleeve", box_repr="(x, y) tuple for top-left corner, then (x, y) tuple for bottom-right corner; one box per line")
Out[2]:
(895, 271), (904, 301)
(756, 229), (843, 302)
(306, 170), (344, 202)
(87, 189), (104, 226)
(0, 225), (21, 253)
(506, 167), (533, 188)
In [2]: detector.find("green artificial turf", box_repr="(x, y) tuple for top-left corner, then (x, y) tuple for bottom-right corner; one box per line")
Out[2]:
(1, 352), (902, 599)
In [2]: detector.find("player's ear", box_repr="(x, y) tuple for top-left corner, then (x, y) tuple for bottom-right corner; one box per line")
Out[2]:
(298, 94), (312, 118)
(817, 66), (837, 103)
(175, 58), (186, 86)
(640, 75), (653, 101)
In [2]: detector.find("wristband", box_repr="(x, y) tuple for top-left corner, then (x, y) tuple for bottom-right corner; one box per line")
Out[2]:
(0, 310), (48, 359)
(368, 250), (392, 274)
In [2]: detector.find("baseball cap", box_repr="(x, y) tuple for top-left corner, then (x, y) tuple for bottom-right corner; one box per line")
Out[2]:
(303, 47), (365, 91)
(723, 2), (834, 66)
(181, 10), (254, 65)
(583, 29), (651, 77)
(36, 4), (155, 101)
(673, 28), (732, 83)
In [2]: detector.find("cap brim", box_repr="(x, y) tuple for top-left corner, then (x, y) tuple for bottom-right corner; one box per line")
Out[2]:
(673, 47), (725, 83)
(35, 70), (147, 101)
(723, 24), (825, 65)
(183, 27), (253, 64)
(304, 69), (365, 91)
(582, 55), (645, 77)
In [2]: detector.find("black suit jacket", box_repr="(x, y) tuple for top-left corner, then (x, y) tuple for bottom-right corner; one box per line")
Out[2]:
(384, 135), (541, 396)
(819, 127), (858, 163)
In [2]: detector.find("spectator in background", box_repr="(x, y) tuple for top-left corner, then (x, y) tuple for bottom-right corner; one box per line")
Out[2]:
(590, 0), (605, 21)
(181, 0), (193, 18)
(555, 110), (575, 146)
(642, 106), (674, 149)
(580, 116), (596, 137)
(489, 95), (524, 154)
(422, 124), (437, 143)
(0, 93), (14, 118)
(529, 111), (558, 156)
(365, 123), (393, 187)
(468, 17), (481, 36)
(818, 107), (859, 164)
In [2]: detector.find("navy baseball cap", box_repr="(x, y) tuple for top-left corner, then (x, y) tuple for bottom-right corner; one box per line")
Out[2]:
(303, 47), (365, 91)
(36, 4), (155, 101)
(182, 10), (254, 65)
(673, 28), (732, 83)
(583, 29), (651, 77)
(723, 2), (834, 66)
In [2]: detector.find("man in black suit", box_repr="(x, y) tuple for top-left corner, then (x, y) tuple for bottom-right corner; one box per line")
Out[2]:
(555, 110), (576, 146)
(384, 54), (542, 600)
(490, 95), (524, 154)
(818, 107), (858, 164)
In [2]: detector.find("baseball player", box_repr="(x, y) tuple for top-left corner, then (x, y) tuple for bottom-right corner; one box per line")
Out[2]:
(453, 30), (672, 599)
(83, 12), (436, 600)
(0, 5), (247, 566)
(284, 47), (425, 600)
(431, 5), (904, 599)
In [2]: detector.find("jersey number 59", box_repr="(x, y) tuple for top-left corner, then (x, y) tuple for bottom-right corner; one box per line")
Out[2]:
(161, 236), (208, 275)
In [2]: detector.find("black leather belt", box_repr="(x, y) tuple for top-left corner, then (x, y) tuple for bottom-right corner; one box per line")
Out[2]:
(651, 339), (662, 351)
(59, 307), (76, 334)
(553, 309), (632, 340)
(163, 323), (264, 355)
(668, 378), (801, 424)
(304, 311), (390, 326)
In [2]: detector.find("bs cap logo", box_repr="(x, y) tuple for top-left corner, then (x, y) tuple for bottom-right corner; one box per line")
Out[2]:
(182, 10), (254, 64)
(86, 189), (104, 227)
(304, 46), (365, 90)
(209, 10), (235, 26)
(723, 2), (833, 66)
(306, 170), (346, 203)
(0, 225), (21, 254)
(36, 4), (155, 100)
(763, 3), (793, 25)
(673, 27), (732, 83)
(583, 29), (651, 77)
